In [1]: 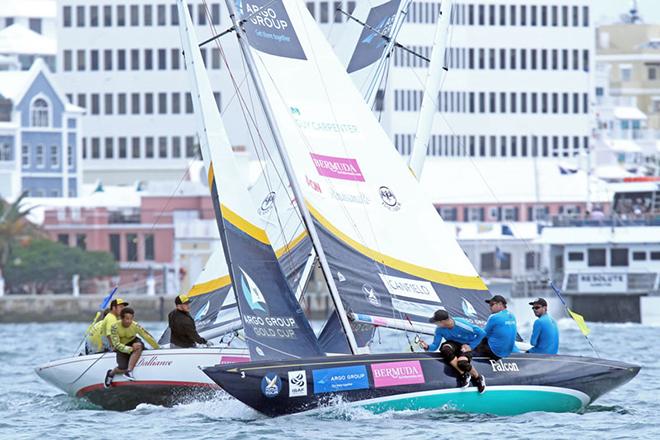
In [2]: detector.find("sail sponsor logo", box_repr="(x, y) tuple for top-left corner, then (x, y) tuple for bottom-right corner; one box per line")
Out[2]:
(462, 298), (478, 318)
(490, 360), (520, 372)
(296, 119), (358, 134)
(288, 370), (307, 397)
(391, 298), (440, 317)
(347, 0), (401, 73)
(362, 283), (380, 306)
(220, 356), (250, 364)
(260, 372), (282, 398)
(330, 189), (370, 205)
(310, 153), (365, 182)
(305, 175), (322, 193)
(379, 186), (401, 211)
(337, 271), (346, 282)
(194, 300), (211, 321)
(378, 274), (441, 303)
(136, 356), (173, 367)
(239, 268), (268, 314)
(258, 191), (276, 215)
(243, 315), (300, 339)
(236, 0), (307, 60)
(371, 360), (425, 388)
(312, 365), (369, 394)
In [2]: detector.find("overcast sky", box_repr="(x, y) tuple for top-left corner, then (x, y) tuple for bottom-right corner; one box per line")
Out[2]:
(593, 0), (660, 25)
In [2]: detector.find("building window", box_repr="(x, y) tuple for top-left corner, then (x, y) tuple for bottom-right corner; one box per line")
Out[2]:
(197, 4), (206, 25)
(588, 248), (606, 267)
(633, 251), (647, 261)
(145, 137), (154, 158)
(105, 137), (114, 158)
(67, 145), (73, 168)
(611, 248), (629, 267)
(91, 138), (100, 158)
(649, 67), (657, 80)
(144, 49), (153, 70)
(171, 48), (180, 69)
(185, 136), (197, 158)
(76, 234), (87, 250)
(90, 5), (99, 26)
(568, 251), (584, 261)
(57, 234), (69, 246)
(170, 4), (179, 25)
(0, 143), (10, 161)
(525, 252), (539, 270)
(130, 5), (139, 26)
(118, 93), (127, 114)
(131, 137), (141, 158)
(117, 5), (126, 26)
(157, 4), (166, 26)
(212, 3), (221, 25)
(77, 49), (86, 70)
(145, 93), (154, 114)
(144, 5), (153, 26)
(172, 93), (181, 114)
(103, 5), (112, 26)
(131, 93), (140, 114)
(104, 49), (113, 70)
(620, 65), (632, 82)
(118, 137), (127, 158)
(320, 2), (329, 23)
(158, 49), (166, 70)
(126, 234), (138, 261)
(91, 49), (99, 70)
(76, 6), (85, 27)
(172, 136), (181, 158)
(49, 145), (59, 168)
(186, 92), (193, 113)
(63, 6), (72, 27)
(650, 251), (660, 260)
(110, 234), (121, 261)
(104, 93), (113, 114)
(144, 234), (155, 261)
(31, 98), (50, 127)
(158, 136), (167, 157)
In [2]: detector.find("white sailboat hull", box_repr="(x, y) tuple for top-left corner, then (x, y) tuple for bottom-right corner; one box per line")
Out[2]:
(35, 348), (249, 410)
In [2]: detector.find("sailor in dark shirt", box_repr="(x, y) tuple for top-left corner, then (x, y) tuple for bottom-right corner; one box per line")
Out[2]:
(168, 294), (208, 348)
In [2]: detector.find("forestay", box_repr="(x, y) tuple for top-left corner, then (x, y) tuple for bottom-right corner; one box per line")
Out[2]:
(234, 0), (492, 329)
(177, 0), (323, 360)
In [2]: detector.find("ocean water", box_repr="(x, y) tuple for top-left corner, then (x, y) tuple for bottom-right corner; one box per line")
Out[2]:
(1, 320), (658, 440)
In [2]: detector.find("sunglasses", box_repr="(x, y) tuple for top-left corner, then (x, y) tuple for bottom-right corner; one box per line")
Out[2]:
(532, 306), (543, 310)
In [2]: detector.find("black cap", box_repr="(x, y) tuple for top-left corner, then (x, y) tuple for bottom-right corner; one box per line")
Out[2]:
(529, 298), (548, 307)
(175, 294), (191, 305)
(485, 295), (507, 305)
(428, 309), (450, 323)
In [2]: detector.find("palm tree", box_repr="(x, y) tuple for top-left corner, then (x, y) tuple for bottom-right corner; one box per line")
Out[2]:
(0, 191), (37, 295)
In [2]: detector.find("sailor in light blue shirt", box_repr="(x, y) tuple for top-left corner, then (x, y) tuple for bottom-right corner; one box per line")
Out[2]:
(475, 295), (517, 359)
(419, 309), (487, 393)
(527, 298), (559, 354)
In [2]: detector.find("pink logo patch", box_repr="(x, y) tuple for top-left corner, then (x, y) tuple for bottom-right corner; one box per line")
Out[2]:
(371, 360), (425, 388)
(310, 153), (365, 182)
(220, 356), (250, 364)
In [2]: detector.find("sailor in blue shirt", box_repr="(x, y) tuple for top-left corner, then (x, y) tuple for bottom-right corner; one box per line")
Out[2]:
(475, 295), (517, 359)
(527, 298), (559, 354)
(419, 309), (487, 393)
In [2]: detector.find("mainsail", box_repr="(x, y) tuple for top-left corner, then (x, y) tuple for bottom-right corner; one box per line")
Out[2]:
(177, 0), (323, 360)
(231, 0), (492, 336)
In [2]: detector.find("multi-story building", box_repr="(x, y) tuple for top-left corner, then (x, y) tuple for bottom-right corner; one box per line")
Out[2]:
(380, 0), (595, 159)
(54, 1), (595, 187)
(0, 58), (83, 199)
(597, 13), (660, 131)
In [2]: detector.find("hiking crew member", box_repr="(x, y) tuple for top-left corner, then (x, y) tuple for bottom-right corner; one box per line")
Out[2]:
(420, 309), (487, 393)
(474, 295), (517, 359)
(528, 298), (559, 354)
(104, 307), (160, 387)
(86, 299), (128, 354)
(168, 294), (208, 348)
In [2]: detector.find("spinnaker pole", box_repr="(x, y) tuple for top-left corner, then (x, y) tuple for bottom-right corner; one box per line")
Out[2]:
(409, 0), (452, 179)
(224, 0), (361, 354)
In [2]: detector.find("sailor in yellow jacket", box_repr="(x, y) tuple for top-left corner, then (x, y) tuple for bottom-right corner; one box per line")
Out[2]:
(104, 307), (159, 388)
(85, 298), (129, 354)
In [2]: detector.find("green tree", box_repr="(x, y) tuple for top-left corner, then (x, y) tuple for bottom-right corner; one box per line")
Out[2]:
(4, 239), (118, 294)
(0, 192), (38, 292)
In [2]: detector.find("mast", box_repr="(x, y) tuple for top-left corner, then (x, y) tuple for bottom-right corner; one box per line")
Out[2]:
(408, 0), (452, 179)
(224, 0), (361, 354)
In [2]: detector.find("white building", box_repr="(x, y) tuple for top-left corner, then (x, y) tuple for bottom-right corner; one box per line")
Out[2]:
(55, 1), (595, 185)
(381, 0), (595, 159)
(0, 0), (57, 71)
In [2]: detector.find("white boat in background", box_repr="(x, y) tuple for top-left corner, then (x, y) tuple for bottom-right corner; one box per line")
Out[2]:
(35, 348), (249, 411)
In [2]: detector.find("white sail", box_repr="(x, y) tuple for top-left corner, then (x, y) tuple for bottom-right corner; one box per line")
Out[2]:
(177, 0), (323, 360)
(232, 0), (492, 327)
(409, 0), (452, 179)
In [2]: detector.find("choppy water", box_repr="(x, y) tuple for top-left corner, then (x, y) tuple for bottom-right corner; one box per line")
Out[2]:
(1, 320), (658, 440)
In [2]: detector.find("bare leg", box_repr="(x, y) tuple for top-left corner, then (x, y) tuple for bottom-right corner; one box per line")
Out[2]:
(448, 357), (462, 374)
(127, 343), (143, 371)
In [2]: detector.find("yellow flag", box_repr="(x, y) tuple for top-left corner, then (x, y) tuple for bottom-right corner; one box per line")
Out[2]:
(568, 309), (591, 336)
